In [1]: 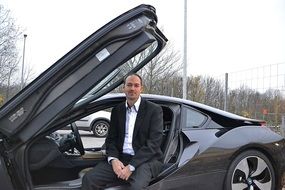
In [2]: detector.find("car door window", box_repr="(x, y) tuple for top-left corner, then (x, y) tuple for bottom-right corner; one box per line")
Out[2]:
(185, 108), (207, 128)
(75, 109), (111, 148)
(76, 41), (158, 108)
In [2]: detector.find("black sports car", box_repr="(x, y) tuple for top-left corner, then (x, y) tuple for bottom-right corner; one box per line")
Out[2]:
(0, 4), (285, 190)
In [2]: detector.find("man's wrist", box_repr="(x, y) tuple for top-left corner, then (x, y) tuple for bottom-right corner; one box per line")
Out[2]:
(108, 157), (118, 164)
(128, 164), (135, 172)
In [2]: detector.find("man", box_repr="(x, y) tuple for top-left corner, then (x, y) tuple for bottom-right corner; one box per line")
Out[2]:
(82, 73), (164, 190)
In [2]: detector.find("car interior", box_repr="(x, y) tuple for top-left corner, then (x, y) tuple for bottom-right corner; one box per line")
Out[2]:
(28, 102), (181, 189)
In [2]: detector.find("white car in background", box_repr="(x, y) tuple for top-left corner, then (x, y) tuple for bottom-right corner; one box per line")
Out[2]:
(75, 111), (111, 137)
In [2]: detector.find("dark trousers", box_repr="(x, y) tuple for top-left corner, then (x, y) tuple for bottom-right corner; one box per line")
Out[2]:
(81, 154), (153, 190)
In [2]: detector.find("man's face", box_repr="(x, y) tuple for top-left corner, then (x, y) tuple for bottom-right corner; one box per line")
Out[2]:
(123, 75), (143, 102)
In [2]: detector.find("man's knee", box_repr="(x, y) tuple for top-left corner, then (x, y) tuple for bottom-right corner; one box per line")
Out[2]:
(81, 171), (92, 189)
(81, 169), (100, 190)
(128, 178), (149, 190)
(82, 170), (90, 183)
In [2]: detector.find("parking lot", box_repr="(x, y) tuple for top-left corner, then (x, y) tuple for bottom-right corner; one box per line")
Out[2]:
(57, 130), (105, 149)
(80, 131), (105, 148)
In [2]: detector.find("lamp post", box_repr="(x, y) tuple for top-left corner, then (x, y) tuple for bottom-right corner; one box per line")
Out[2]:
(183, 0), (188, 99)
(21, 34), (27, 90)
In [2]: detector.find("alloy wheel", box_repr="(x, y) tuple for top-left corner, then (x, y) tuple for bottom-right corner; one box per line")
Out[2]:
(93, 120), (109, 137)
(231, 155), (272, 190)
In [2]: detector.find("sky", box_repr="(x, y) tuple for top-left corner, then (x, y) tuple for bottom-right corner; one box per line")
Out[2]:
(1, 0), (285, 78)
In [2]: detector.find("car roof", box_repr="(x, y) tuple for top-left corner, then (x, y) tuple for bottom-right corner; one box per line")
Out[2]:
(97, 93), (263, 123)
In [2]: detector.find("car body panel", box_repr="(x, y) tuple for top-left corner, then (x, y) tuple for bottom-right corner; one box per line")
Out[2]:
(148, 121), (285, 189)
(0, 156), (14, 190)
(150, 135), (284, 190)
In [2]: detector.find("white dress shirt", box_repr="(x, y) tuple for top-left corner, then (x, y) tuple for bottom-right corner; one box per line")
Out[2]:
(122, 96), (141, 155)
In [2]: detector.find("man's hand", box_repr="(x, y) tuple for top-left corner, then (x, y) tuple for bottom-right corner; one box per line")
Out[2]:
(118, 165), (132, 181)
(111, 159), (124, 176)
(111, 159), (133, 180)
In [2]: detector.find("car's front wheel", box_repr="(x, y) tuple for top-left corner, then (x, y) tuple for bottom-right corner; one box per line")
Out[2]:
(224, 150), (275, 190)
(92, 120), (110, 137)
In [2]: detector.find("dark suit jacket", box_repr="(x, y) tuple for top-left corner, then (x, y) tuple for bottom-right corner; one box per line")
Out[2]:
(105, 98), (163, 176)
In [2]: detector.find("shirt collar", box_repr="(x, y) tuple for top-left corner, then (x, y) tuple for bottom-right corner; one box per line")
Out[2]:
(125, 96), (141, 112)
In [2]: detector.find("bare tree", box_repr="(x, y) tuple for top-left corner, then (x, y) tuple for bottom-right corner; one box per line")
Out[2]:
(0, 5), (22, 103)
(187, 76), (205, 102)
(141, 43), (181, 95)
(113, 41), (181, 94)
(202, 76), (224, 109)
(259, 89), (283, 125)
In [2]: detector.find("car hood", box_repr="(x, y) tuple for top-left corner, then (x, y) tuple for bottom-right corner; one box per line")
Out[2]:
(0, 4), (167, 141)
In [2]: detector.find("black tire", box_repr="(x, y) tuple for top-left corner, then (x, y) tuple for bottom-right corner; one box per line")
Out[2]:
(224, 150), (275, 190)
(92, 120), (110, 137)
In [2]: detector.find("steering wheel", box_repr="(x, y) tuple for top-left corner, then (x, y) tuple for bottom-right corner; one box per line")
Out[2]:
(71, 123), (85, 155)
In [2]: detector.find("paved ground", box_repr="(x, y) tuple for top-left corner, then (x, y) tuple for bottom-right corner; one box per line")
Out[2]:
(82, 134), (105, 148)
(57, 130), (105, 148)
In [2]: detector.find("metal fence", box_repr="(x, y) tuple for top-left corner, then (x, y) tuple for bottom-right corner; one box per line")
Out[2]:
(214, 62), (285, 134)
(227, 63), (285, 94)
(269, 115), (285, 137)
(214, 62), (285, 93)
